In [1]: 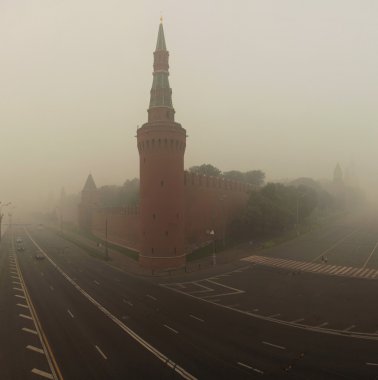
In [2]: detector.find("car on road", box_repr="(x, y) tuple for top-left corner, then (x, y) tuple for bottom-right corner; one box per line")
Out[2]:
(16, 245), (25, 252)
(35, 252), (45, 260)
(16, 237), (22, 243)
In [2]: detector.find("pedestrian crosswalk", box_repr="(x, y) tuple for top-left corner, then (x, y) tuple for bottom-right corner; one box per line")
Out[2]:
(242, 255), (378, 280)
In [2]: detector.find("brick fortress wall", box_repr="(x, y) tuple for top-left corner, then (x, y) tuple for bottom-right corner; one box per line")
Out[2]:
(80, 173), (250, 256)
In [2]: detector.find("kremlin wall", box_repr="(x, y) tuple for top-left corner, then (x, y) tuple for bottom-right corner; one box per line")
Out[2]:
(78, 22), (251, 270)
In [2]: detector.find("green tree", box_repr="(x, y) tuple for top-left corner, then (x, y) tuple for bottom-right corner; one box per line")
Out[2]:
(244, 170), (265, 187)
(223, 170), (245, 182)
(189, 164), (221, 177)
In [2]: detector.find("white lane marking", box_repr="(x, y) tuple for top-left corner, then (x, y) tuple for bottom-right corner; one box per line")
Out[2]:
(332, 267), (347, 275)
(262, 341), (286, 350)
(26, 345), (44, 354)
(95, 345), (107, 360)
(25, 230), (196, 380)
(22, 327), (38, 335)
(189, 314), (204, 322)
(237, 362), (264, 375)
(123, 299), (133, 307)
(19, 313), (33, 320)
(159, 283), (378, 341)
(268, 313), (281, 319)
(13, 287), (24, 292)
(31, 368), (53, 379)
(12, 281), (21, 285)
(365, 269), (376, 278)
(317, 322), (329, 328)
(363, 241), (378, 268)
(15, 294), (26, 299)
(67, 310), (74, 318)
(344, 325), (356, 332)
(366, 362), (378, 366)
(17, 303), (29, 309)
(11, 275), (19, 279)
(146, 294), (157, 301)
(93, 280), (100, 285)
(312, 228), (359, 262)
(164, 324), (179, 334)
(358, 269), (371, 277)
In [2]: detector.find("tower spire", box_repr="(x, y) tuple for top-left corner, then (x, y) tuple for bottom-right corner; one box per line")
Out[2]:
(148, 21), (174, 122)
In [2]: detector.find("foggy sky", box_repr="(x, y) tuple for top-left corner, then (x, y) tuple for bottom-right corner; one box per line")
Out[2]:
(1, 0), (378, 207)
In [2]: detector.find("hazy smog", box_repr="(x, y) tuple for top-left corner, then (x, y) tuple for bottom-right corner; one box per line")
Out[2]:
(1, 0), (377, 211)
(2, 2), (378, 380)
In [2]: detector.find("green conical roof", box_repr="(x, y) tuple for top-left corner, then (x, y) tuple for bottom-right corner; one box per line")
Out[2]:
(82, 174), (97, 191)
(156, 22), (166, 51)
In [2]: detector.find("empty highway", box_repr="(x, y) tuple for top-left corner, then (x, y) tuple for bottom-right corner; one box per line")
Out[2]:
(0, 211), (378, 379)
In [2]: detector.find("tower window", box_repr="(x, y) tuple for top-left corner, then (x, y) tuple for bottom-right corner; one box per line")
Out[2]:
(161, 180), (164, 187)
(151, 248), (154, 254)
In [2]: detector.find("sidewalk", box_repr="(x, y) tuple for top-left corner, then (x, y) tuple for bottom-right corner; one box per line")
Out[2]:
(49, 225), (150, 276)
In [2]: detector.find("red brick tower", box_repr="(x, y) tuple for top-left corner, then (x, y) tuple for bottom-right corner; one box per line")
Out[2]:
(137, 20), (187, 270)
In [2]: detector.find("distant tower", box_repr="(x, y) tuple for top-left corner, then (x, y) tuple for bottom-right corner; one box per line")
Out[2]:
(137, 20), (187, 270)
(78, 174), (99, 231)
(333, 163), (343, 185)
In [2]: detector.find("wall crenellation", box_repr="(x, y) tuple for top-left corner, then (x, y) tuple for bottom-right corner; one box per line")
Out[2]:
(184, 171), (252, 193)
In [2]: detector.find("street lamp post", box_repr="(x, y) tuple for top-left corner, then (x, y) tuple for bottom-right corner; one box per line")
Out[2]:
(209, 229), (216, 266)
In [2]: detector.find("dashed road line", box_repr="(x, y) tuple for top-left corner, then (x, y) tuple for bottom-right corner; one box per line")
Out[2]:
(366, 362), (378, 366)
(344, 325), (356, 332)
(15, 294), (26, 299)
(19, 313), (33, 320)
(17, 303), (29, 309)
(262, 341), (286, 350)
(146, 294), (157, 301)
(317, 322), (329, 328)
(26, 229), (196, 380)
(123, 299), (133, 307)
(67, 310), (74, 318)
(93, 280), (100, 286)
(189, 314), (204, 322)
(95, 345), (108, 360)
(22, 327), (38, 335)
(237, 362), (264, 375)
(26, 345), (44, 354)
(31, 368), (53, 379)
(164, 324), (179, 334)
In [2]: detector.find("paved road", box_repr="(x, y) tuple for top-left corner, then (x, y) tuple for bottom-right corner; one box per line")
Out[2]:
(0, 212), (377, 379)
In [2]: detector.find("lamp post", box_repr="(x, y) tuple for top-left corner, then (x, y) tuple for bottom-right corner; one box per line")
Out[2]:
(209, 229), (216, 266)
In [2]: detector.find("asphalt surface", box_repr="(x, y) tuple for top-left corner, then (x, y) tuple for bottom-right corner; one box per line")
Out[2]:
(0, 211), (377, 379)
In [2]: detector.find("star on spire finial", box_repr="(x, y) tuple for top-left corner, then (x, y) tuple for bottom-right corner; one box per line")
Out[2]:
(160, 15), (163, 23)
